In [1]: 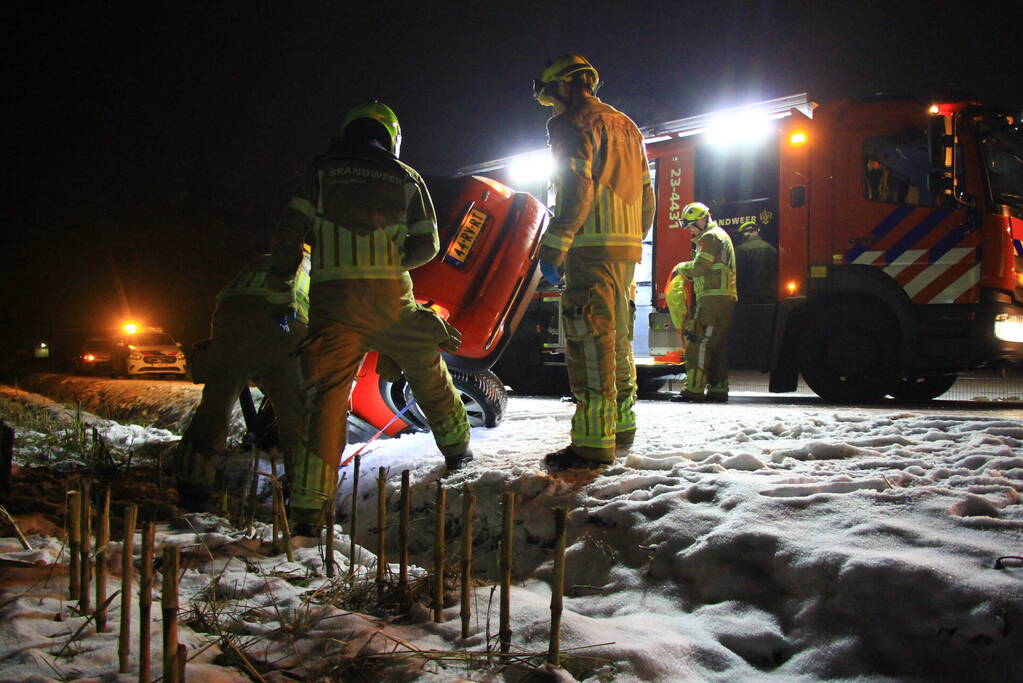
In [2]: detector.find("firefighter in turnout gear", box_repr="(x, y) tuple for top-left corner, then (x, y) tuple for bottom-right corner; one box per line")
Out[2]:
(533, 55), (656, 470)
(671, 202), (737, 402)
(175, 250), (311, 511)
(735, 220), (778, 304)
(268, 102), (471, 531)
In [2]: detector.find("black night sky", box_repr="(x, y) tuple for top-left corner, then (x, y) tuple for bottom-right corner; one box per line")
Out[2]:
(4, 1), (1021, 359)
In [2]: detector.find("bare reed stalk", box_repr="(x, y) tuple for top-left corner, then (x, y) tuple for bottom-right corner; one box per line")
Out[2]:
(118, 504), (137, 673)
(399, 469), (410, 602)
(0, 505), (30, 550)
(246, 445), (259, 534)
(500, 490), (515, 654)
(156, 450), (163, 494)
(349, 455), (361, 580)
(161, 545), (180, 683)
(325, 495), (336, 578)
(460, 484), (475, 639)
(95, 487), (110, 633)
(271, 482), (280, 555)
(79, 482), (92, 614)
(274, 479), (294, 561)
(433, 481), (446, 623)
(68, 490), (81, 600)
(547, 506), (568, 665)
(176, 643), (187, 681)
(139, 522), (155, 683)
(376, 466), (386, 596)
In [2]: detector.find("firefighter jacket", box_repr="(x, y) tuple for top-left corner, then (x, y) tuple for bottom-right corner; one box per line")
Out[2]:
(673, 222), (737, 301)
(539, 95), (655, 266)
(267, 139), (439, 313)
(217, 252), (312, 324)
(735, 235), (778, 304)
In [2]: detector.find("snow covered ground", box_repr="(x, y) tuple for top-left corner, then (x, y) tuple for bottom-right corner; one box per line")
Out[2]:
(2, 382), (1022, 681)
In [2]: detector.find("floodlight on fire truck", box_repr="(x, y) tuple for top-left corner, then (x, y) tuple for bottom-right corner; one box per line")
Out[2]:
(705, 111), (773, 147)
(508, 150), (554, 185)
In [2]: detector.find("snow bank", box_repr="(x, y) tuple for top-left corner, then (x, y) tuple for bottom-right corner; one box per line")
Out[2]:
(2, 386), (1023, 680)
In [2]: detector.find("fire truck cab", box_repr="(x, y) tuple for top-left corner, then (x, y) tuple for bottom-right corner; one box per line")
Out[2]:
(467, 92), (1023, 402)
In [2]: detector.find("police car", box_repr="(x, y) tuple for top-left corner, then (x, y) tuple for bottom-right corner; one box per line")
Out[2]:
(110, 323), (187, 379)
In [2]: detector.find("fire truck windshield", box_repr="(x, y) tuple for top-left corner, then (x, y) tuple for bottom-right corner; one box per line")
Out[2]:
(973, 115), (1023, 210)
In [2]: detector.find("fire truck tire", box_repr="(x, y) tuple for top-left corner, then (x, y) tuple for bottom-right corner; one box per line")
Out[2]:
(798, 304), (899, 403)
(401, 369), (508, 429)
(889, 373), (957, 402)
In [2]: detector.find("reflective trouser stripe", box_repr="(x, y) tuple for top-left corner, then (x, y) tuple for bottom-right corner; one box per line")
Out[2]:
(562, 253), (636, 461)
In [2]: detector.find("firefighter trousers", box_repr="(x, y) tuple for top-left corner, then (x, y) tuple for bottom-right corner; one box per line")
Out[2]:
(684, 296), (735, 398)
(176, 299), (306, 498)
(562, 252), (637, 464)
(291, 282), (470, 520)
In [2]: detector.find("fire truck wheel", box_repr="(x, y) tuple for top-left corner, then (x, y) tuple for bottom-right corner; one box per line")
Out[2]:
(798, 304), (899, 403)
(889, 373), (957, 402)
(401, 369), (508, 429)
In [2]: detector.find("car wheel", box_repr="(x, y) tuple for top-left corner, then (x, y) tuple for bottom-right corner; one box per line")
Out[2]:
(398, 369), (508, 429)
(799, 302), (900, 403)
(890, 373), (957, 401)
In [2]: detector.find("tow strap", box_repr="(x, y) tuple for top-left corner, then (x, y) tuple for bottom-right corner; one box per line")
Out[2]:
(338, 398), (418, 469)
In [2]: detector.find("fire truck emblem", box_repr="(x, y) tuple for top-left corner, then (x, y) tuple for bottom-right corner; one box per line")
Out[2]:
(759, 208), (774, 225)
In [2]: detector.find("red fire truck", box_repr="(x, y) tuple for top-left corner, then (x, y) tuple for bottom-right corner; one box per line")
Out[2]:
(469, 92), (1023, 402)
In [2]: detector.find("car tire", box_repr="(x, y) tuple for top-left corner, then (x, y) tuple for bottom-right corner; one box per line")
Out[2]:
(399, 369), (508, 429)
(799, 302), (900, 403)
(890, 374), (957, 402)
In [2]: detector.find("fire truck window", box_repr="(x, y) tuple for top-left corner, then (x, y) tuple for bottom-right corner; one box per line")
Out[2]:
(863, 129), (933, 206)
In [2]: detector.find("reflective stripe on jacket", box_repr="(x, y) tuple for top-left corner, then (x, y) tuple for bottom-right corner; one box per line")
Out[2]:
(539, 96), (655, 265)
(218, 252), (312, 324)
(267, 140), (439, 311)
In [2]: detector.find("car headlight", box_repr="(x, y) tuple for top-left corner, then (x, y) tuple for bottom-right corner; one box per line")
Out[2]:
(129, 352), (143, 360)
(994, 313), (1023, 343)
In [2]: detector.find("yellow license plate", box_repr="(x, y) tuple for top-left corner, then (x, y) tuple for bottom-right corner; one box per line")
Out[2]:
(444, 207), (488, 267)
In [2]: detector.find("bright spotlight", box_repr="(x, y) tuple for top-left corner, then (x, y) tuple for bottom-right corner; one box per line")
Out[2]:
(508, 151), (554, 186)
(705, 110), (773, 147)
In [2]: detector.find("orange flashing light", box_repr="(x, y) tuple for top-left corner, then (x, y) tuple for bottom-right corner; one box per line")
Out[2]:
(786, 280), (800, 296)
(123, 322), (139, 334)
(789, 131), (807, 145)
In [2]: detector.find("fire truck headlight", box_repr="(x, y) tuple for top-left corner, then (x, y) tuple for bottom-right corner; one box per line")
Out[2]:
(994, 313), (1023, 343)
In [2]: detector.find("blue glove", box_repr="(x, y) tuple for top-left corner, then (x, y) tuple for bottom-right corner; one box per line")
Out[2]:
(271, 311), (295, 333)
(540, 261), (562, 286)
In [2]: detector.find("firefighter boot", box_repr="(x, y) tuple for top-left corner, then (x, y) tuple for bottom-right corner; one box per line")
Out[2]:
(543, 446), (609, 472)
(174, 442), (220, 512)
(615, 429), (636, 455)
(671, 390), (707, 402)
(444, 447), (474, 473)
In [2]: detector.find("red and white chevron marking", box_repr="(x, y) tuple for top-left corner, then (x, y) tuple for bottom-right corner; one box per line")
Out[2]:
(852, 247), (980, 303)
